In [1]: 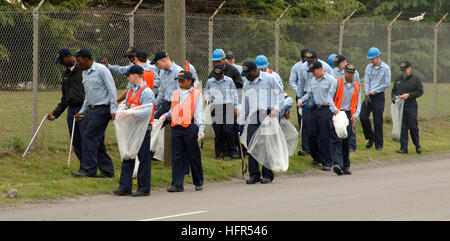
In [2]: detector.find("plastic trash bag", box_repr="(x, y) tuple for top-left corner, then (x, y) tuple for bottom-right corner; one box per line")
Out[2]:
(280, 118), (299, 156)
(332, 111), (349, 139)
(114, 103), (153, 161)
(240, 116), (251, 149)
(391, 96), (405, 142)
(248, 116), (289, 172)
(150, 119), (165, 161)
(205, 103), (212, 125)
(133, 156), (139, 178)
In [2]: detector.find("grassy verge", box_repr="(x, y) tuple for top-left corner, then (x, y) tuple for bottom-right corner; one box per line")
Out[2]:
(1, 83), (450, 206)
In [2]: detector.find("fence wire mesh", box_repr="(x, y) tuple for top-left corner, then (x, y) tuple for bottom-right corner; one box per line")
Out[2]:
(0, 7), (449, 152)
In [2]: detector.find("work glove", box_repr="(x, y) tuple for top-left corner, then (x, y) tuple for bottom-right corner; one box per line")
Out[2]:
(198, 132), (205, 142)
(159, 114), (167, 122)
(237, 125), (244, 135)
(46, 113), (56, 121)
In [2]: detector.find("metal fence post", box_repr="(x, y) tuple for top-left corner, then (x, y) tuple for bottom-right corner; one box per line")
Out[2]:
(386, 11), (403, 114)
(32, 0), (45, 146)
(275, 5), (290, 74)
(128, 0), (143, 48)
(338, 10), (356, 55)
(208, 1), (226, 74)
(433, 13), (448, 116)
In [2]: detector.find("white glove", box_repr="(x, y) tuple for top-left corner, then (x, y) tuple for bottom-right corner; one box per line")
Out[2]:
(159, 114), (167, 122)
(116, 110), (133, 119)
(198, 131), (204, 142)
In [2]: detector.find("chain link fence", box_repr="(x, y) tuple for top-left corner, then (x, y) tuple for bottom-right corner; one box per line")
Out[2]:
(1, 6), (449, 152)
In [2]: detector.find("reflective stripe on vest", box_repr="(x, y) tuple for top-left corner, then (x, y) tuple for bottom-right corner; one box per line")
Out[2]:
(185, 60), (190, 71)
(126, 85), (155, 123)
(334, 77), (360, 116)
(170, 89), (201, 128)
(143, 70), (155, 90)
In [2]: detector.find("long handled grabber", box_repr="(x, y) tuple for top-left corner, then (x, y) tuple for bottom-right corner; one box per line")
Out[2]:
(67, 116), (76, 175)
(23, 114), (48, 157)
(237, 133), (247, 179)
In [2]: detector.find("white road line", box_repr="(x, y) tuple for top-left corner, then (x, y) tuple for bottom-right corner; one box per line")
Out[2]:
(140, 211), (209, 221)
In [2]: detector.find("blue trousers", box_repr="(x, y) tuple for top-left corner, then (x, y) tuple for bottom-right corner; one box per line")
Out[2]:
(349, 125), (357, 151)
(301, 108), (312, 152)
(171, 125), (204, 188)
(67, 105), (86, 172)
(360, 93), (385, 149)
(119, 130), (152, 193)
(331, 111), (353, 170)
(212, 103), (236, 157)
(80, 105), (115, 176)
(308, 107), (332, 168)
(246, 113), (274, 181)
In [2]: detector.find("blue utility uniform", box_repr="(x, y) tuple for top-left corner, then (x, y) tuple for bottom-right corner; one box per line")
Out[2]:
(118, 83), (155, 194)
(79, 62), (118, 176)
(239, 71), (283, 181)
(360, 61), (391, 149)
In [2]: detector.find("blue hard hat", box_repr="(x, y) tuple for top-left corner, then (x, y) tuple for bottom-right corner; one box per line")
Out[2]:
(327, 54), (337, 69)
(255, 55), (269, 69)
(303, 97), (315, 110)
(367, 47), (381, 59)
(212, 49), (226, 61)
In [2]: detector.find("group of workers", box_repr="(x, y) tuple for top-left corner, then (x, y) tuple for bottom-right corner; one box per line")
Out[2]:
(47, 44), (423, 197)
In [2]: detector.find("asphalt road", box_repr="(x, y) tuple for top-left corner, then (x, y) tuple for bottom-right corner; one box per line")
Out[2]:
(1, 153), (449, 221)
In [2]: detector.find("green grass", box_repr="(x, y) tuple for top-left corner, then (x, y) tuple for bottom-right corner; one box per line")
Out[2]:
(0, 83), (450, 206)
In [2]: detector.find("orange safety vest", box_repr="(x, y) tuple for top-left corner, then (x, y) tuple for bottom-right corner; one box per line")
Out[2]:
(143, 70), (155, 90)
(170, 89), (201, 128)
(185, 60), (190, 71)
(334, 77), (360, 116)
(126, 85), (155, 123)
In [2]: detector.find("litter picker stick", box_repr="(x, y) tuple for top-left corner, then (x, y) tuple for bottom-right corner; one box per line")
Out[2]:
(23, 114), (48, 157)
(67, 116), (76, 174)
(237, 133), (247, 179)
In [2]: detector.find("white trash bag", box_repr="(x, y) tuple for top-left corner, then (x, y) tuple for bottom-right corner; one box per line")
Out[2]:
(114, 103), (153, 161)
(150, 119), (165, 161)
(333, 111), (349, 139)
(205, 103), (212, 125)
(391, 96), (405, 142)
(248, 116), (289, 172)
(132, 156), (140, 178)
(280, 118), (299, 156)
(240, 116), (251, 149)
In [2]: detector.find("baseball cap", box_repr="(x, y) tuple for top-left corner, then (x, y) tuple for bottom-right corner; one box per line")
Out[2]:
(304, 50), (318, 62)
(212, 64), (224, 79)
(125, 65), (144, 76)
(124, 46), (138, 57)
(241, 61), (258, 77)
(55, 48), (72, 64)
(225, 50), (235, 60)
(151, 50), (168, 65)
(301, 48), (310, 60)
(344, 64), (356, 73)
(333, 55), (346, 67)
(400, 60), (411, 71)
(135, 50), (148, 61)
(307, 61), (322, 73)
(73, 48), (92, 59)
(176, 70), (194, 80)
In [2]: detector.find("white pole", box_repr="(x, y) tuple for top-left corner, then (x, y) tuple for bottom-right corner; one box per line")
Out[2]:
(23, 114), (47, 157)
(67, 117), (76, 169)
